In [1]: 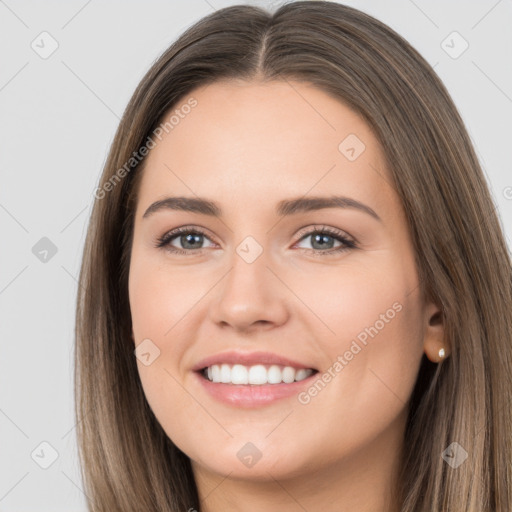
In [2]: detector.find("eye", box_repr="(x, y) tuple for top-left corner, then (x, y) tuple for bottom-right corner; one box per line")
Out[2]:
(155, 226), (215, 255)
(155, 224), (357, 256)
(294, 225), (357, 256)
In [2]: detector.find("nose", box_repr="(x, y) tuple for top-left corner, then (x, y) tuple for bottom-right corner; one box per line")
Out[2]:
(208, 247), (290, 333)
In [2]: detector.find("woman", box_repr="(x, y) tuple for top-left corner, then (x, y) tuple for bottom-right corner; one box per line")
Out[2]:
(75, 2), (512, 510)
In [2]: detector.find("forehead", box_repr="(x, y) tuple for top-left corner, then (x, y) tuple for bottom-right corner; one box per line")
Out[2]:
(136, 79), (394, 216)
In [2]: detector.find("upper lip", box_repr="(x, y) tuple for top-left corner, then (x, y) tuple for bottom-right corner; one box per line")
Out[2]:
(192, 351), (317, 371)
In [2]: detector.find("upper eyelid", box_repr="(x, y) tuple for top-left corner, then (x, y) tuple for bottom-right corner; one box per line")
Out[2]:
(295, 224), (355, 242)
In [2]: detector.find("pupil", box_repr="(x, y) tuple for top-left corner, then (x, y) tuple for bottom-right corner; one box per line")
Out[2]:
(182, 233), (202, 249)
(312, 234), (333, 250)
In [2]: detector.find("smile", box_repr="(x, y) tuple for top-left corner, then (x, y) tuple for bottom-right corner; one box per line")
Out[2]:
(201, 364), (316, 385)
(193, 350), (319, 407)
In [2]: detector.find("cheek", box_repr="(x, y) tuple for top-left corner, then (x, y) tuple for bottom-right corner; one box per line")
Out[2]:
(290, 255), (422, 349)
(128, 252), (215, 433)
(129, 261), (201, 440)
(291, 254), (424, 406)
(129, 272), (170, 340)
(129, 253), (202, 341)
(287, 272), (424, 459)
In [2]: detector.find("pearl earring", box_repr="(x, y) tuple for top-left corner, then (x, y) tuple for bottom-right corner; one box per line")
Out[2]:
(438, 347), (446, 359)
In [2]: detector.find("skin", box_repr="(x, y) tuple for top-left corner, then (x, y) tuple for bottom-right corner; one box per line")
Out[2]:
(128, 79), (446, 512)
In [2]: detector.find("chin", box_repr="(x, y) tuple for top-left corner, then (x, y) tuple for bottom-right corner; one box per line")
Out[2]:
(186, 437), (314, 482)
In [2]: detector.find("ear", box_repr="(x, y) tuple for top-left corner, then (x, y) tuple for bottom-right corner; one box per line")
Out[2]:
(423, 301), (448, 363)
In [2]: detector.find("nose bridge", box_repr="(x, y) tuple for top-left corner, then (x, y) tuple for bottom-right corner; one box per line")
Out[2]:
(209, 234), (289, 331)
(225, 236), (274, 304)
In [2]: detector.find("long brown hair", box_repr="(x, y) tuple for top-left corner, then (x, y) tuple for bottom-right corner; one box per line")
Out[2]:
(75, 2), (512, 510)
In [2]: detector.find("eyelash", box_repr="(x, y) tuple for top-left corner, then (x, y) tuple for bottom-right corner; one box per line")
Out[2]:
(155, 225), (357, 257)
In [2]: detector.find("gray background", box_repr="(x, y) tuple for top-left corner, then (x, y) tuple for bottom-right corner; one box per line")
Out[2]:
(1, 0), (511, 510)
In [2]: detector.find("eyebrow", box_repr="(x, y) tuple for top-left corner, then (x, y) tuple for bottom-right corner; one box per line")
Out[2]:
(142, 195), (381, 221)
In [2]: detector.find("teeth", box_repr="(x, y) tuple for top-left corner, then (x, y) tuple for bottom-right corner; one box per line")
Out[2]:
(267, 365), (282, 384)
(211, 365), (220, 382)
(248, 364), (267, 385)
(203, 364), (314, 385)
(295, 368), (310, 381)
(282, 366), (295, 383)
(220, 364), (231, 384)
(231, 364), (248, 384)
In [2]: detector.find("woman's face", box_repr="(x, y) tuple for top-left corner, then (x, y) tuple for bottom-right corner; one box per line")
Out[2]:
(128, 80), (441, 482)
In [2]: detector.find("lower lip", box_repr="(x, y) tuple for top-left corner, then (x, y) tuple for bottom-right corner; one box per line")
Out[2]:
(194, 370), (318, 408)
